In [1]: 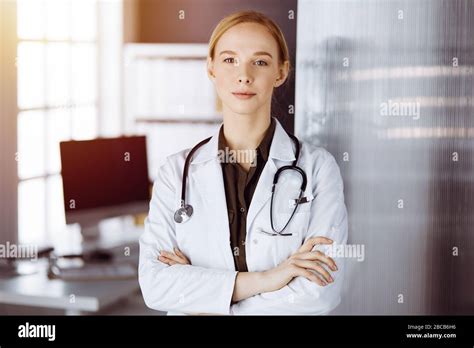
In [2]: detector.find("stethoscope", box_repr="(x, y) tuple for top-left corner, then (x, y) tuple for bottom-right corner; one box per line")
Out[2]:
(174, 131), (308, 236)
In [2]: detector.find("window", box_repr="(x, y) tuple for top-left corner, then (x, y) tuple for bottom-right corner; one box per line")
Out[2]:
(16, 0), (122, 245)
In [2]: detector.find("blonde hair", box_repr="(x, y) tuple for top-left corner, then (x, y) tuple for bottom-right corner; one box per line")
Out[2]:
(208, 10), (291, 72)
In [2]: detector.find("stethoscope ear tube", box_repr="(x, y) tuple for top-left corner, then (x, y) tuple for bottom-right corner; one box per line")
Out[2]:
(268, 133), (308, 235)
(174, 137), (212, 223)
(269, 186), (305, 235)
(273, 166), (307, 192)
(257, 228), (293, 236)
(285, 133), (308, 192)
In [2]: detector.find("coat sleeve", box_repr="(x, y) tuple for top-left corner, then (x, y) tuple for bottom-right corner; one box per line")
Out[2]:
(230, 151), (348, 315)
(138, 157), (238, 315)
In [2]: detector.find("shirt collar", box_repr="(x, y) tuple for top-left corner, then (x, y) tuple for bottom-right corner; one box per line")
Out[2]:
(192, 117), (295, 165)
(217, 117), (276, 163)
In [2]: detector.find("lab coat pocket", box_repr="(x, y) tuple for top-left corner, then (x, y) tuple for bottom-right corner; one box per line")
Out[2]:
(251, 205), (311, 269)
(253, 230), (304, 270)
(278, 206), (311, 245)
(273, 203), (311, 234)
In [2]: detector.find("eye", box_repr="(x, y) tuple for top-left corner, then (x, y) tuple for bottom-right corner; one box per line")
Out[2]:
(255, 60), (268, 66)
(223, 57), (235, 64)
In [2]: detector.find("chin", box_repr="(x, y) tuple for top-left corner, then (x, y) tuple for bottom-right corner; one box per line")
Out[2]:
(225, 102), (261, 115)
(228, 107), (259, 116)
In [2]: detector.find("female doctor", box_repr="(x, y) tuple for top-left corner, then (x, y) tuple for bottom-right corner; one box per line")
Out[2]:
(138, 10), (348, 315)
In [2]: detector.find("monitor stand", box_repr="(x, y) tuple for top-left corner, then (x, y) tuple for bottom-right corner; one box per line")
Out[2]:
(0, 260), (21, 277)
(0, 246), (54, 278)
(65, 216), (140, 263)
(79, 223), (114, 262)
(81, 223), (101, 241)
(0, 259), (38, 278)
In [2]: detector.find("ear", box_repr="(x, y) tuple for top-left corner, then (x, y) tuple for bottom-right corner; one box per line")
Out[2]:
(207, 57), (216, 81)
(274, 60), (290, 88)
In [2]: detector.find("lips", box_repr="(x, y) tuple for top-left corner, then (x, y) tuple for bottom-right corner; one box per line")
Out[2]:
(232, 91), (256, 100)
(232, 92), (256, 96)
(232, 92), (256, 100)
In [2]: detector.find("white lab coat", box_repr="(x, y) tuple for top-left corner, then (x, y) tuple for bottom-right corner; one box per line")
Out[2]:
(139, 117), (348, 315)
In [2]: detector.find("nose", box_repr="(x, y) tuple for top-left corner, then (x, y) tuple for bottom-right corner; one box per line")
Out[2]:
(238, 76), (251, 84)
(237, 62), (253, 84)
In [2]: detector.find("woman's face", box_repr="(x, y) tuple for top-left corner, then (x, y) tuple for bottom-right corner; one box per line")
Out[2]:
(207, 22), (289, 117)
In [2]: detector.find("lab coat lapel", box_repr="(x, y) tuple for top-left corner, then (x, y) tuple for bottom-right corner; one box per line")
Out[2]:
(192, 160), (230, 240)
(246, 158), (276, 228)
(190, 129), (236, 270)
(247, 118), (296, 230)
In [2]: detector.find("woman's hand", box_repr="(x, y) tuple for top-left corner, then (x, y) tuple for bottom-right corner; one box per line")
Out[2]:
(261, 236), (338, 292)
(158, 248), (190, 265)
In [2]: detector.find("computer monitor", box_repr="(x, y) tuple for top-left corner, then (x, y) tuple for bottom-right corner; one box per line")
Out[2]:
(60, 136), (150, 240)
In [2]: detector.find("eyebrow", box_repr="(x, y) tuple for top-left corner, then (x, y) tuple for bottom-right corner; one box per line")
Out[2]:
(218, 50), (273, 59)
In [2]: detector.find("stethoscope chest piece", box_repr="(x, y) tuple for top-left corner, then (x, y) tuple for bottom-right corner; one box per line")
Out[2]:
(174, 204), (193, 223)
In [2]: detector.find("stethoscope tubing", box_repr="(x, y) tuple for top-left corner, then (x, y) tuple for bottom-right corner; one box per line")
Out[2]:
(176, 129), (308, 236)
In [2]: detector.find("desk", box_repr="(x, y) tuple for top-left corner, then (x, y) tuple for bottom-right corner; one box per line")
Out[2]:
(0, 221), (143, 315)
(0, 263), (138, 315)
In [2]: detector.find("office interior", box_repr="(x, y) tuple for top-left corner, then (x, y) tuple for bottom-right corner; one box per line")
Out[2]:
(0, 0), (473, 315)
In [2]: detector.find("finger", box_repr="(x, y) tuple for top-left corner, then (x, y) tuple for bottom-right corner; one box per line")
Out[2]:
(296, 251), (338, 271)
(158, 255), (180, 266)
(161, 251), (189, 265)
(294, 267), (327, 286)
(293, 259), (334, 283)
(314, 251), (338, 271)
(160, 250), (185, 263)
(174, 248), (190, 263)
(159, 252), (181, 264)
(298, 237), (333, 253)
(158, 255), (173, 265)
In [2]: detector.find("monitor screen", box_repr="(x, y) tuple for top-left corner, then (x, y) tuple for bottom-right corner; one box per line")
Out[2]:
(60, 136), (150, 223)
